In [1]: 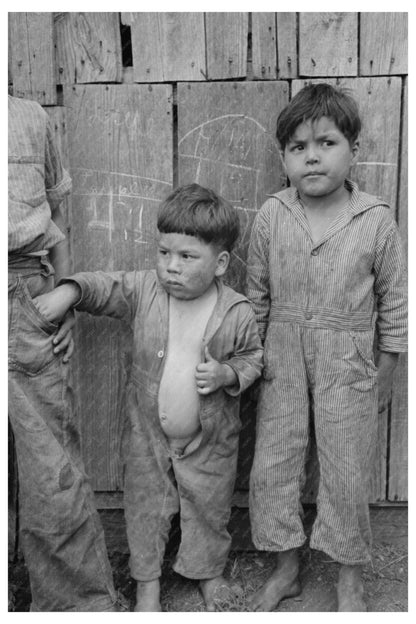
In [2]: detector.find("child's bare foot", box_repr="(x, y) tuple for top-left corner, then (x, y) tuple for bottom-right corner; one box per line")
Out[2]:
(249, 548), (301, 611)
(199, 575), (243, 612)
(337, 564), (366, 611)
(134, 579), (162, 612)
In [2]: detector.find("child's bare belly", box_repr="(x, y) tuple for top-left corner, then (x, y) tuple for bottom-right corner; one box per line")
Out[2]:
(158, 349), (201, 441)
(158, 288), (217, 447)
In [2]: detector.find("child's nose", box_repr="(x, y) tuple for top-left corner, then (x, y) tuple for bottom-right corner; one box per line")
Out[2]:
(305, 145), (319, 163)
(167, 256), (180, 272)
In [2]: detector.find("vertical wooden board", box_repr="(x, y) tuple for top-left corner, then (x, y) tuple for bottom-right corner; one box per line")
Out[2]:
(276, 12), (298, 79)
(9, 12), (56, 105)
(299, 13), (357, 77)
(63, 84), (173, 489)
(397, 78), (408, 251)
(251, 13), (277, 79)
(369, 407), (389, 502)
(388, 79), (408, 502)
(360, 13), (407, 76)
(178, 81), (288, 294)
(122, 12), (206, 82)
(293, 78), (401, 210)
(206, 13), (248, 79)
(178, 81), (289, 490)
(351, 77), (401, 210)
(55, 12), (122, 84)
(389, 354), (408, 501)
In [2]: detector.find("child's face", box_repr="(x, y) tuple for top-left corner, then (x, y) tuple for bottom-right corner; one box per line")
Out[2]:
(282, 116), (359, 202)
(156, 232), (229, 300)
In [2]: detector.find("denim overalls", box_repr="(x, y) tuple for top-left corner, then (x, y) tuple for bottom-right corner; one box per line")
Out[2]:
(8, 252), (119, 611)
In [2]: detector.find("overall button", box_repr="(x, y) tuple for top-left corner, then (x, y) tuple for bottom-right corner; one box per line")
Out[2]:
(157, 350), (164, 358)
(311, 249), (319, 256)
(305, 312), (313, 320)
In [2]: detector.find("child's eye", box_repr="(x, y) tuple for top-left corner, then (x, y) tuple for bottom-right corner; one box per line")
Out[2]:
(322, 140), (335, 147)
(292, 144), (303, 152)
(158, 249), (168, 256)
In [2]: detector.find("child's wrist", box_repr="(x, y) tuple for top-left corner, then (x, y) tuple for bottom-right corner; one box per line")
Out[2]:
(221, 363), (238, 387)
(59, 282), (82, 307)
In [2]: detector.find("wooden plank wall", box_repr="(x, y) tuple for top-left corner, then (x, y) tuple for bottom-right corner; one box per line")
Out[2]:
(8, 12), (408, 504)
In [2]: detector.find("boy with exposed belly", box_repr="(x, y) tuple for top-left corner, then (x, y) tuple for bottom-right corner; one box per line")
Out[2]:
(33, 184), (263, 611)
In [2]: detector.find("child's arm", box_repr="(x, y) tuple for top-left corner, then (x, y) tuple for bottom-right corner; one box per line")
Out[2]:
(34, 282), (81, 324)
(374, 219), (407, 410)
(195, 346), (238, 395)
(58, 271), (140, 322)
(246, 204), (272, 342)
(195, 303), (263, 396)
(376, 351), (399, 412)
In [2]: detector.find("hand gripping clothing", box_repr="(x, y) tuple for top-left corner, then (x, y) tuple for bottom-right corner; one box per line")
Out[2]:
(246, 180), (407, 565)
(64, 269), (263, 580)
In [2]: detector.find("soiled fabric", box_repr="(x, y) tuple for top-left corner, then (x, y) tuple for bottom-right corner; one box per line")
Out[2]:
(8, 95), (71, 252)
(8, 259), (118, 611)
(247, 180), (407, 564)
(8, 95), (118, 611)
(64, 269), (263, 580)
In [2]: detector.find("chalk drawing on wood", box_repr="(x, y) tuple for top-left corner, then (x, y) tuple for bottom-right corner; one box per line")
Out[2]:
(72, 167), (171, 247)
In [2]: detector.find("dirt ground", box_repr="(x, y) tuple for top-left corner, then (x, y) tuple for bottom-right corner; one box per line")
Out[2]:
(8, 506), (407, 612)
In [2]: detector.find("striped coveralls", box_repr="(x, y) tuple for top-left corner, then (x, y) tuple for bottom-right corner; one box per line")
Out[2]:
(247, 180), (407, 565)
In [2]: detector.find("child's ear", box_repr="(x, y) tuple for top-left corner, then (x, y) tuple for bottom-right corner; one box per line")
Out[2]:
(351, 140), (359, 164)
(215, 251), (230, 277)
(279, 149), (287, 171)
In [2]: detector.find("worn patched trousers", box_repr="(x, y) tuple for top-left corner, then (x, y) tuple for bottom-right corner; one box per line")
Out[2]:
(8, 258), (118, 611)
(123, 377), (240, 581)
(250, 322), (378, 565)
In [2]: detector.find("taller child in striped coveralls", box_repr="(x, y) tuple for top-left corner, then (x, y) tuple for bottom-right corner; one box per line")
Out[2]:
(246, 83), (407, 611)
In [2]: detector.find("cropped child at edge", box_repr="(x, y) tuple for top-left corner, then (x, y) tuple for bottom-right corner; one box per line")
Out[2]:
(246, 83), (407, 612)
(33, 183), (263, 612)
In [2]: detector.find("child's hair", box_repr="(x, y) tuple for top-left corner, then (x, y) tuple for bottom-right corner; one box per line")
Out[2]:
(157, 183), (240, 252)
(276, 83), (361, 149)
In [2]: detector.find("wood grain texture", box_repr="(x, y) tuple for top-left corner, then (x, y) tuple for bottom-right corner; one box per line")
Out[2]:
(55, 12), (122, 84)
(206, 13), (248, 79)
(277, 12), (298, 79)
(9, 12), (56, 104)
(251, 13), (277, 79)
(122, 12), (206, 82)
(388, 78), (407, 502)
(63, 84), (173, 489)
(360, 13), (407, 76)
(389, 354), (408, 501)
(178, 81), (288, 295)
(299, 13), (357, 77)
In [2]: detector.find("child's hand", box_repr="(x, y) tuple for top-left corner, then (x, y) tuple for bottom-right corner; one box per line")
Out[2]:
(195, 346), (237, 395)
(33, 283), (80, 324)
(53, 310), (75, 363)
(376, 351), (399, 412)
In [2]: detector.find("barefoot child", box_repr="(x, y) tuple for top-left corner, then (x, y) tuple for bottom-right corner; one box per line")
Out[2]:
(34, 183), (263, 611)
(246, 83), (407, 611)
